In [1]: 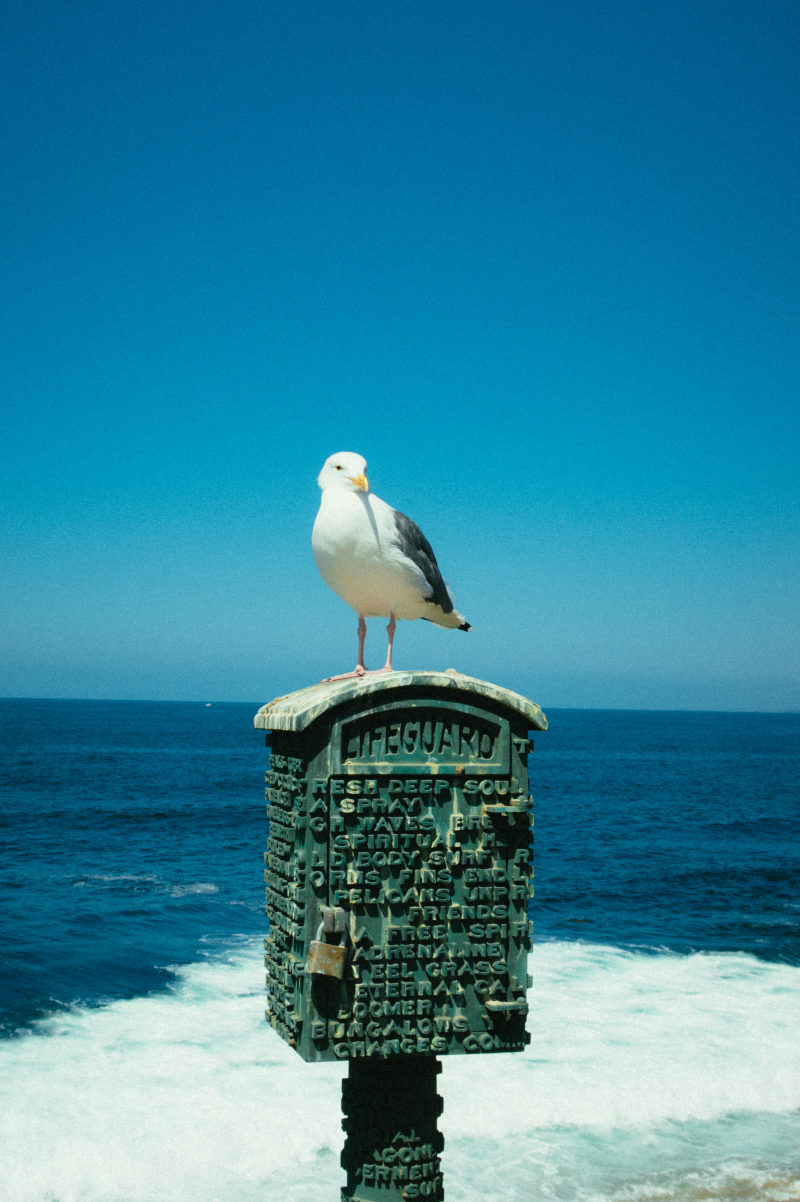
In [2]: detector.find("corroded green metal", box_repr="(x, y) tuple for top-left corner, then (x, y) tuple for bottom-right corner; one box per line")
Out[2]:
(257, 669), (547, 735)
(255, 670), (546, 1064)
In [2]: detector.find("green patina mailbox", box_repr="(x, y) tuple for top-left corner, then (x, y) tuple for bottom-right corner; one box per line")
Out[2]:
(255, 670), (547, 1064)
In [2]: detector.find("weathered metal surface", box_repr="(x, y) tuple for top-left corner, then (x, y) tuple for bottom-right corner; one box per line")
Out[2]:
(254, 668), (548, 733)
(341, 1057), (444, 1201)
(258, 670), (546, 1063)
(307, 923), (349, 979)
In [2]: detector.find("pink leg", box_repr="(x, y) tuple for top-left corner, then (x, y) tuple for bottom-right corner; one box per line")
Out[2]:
(380, 612), (396, 671)
(321, 615), (368, 682)
(355, 615), (367, 674)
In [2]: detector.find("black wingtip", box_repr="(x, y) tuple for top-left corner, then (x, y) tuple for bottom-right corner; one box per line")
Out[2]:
(459, 622), (471, 632)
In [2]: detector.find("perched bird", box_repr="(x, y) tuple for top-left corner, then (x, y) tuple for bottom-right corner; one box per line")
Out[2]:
(312, 451), (470, 678)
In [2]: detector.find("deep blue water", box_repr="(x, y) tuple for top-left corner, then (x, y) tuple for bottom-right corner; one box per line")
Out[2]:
(0, 699), (266, 1033)
(533, 708), (800, 961)
(1, 697), (797, 1034)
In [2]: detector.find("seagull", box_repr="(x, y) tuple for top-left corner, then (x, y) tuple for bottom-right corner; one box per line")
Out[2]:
(312, 451), (470, 678)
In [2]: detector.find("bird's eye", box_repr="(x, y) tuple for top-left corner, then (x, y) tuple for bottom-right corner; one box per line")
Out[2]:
(335, 464), (342, 471)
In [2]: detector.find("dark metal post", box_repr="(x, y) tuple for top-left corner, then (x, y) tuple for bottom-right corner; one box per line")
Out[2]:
(341, 1055), (444, 1201)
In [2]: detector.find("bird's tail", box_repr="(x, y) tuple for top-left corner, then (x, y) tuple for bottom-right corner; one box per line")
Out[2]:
(424, 607), (470, 631)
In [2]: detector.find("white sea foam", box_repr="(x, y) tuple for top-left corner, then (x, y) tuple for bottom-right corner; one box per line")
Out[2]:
(167, 882), (220, 897)
(444, 942), (800, 1134)
(1, 941), (799, 1202)
(72, 873), (220, 898)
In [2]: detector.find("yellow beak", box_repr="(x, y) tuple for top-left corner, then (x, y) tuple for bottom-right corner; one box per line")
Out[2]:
(350, 473), (369, 492)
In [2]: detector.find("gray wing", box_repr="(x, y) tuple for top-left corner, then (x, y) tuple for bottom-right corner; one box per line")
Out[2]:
(391, 509), (454, 614)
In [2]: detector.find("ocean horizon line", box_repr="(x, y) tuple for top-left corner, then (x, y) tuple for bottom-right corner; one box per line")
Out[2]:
(2, 694), (798, 716)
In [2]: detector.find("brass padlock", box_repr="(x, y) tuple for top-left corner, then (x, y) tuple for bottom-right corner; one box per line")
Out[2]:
(306, 922), (348, 979)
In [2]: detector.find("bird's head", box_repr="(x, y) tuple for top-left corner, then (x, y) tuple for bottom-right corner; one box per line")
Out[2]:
(317, 452), (370, 494)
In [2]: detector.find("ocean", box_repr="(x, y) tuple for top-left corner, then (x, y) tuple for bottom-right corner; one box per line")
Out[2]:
(1, 696), (798, 1201)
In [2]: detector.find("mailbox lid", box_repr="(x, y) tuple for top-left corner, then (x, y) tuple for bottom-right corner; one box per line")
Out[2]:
(254, 669), (548, 734)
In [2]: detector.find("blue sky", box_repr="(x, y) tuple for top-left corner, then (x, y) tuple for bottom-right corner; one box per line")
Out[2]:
(2, 0), (798, 710)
